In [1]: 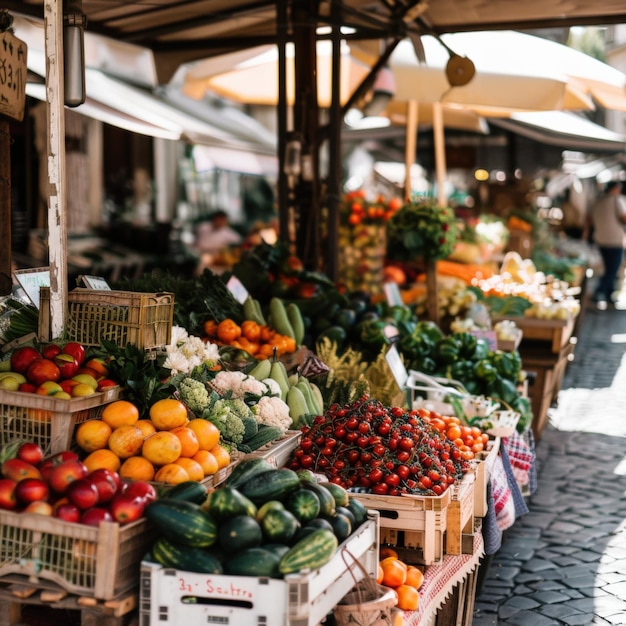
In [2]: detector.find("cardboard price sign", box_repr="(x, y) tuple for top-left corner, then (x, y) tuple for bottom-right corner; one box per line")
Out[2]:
(0, 30), (27, 121)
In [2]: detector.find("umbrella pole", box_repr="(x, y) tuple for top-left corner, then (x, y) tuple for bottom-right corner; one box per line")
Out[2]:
(433, 102), (447, 208)
(404, 100), (418, 203)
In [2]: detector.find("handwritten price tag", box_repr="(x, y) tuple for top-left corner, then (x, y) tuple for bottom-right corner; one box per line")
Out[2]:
(0, 31), (27, 121)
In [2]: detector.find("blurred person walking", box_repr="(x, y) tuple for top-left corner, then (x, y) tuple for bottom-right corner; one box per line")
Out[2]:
(586, 181), (626, 307)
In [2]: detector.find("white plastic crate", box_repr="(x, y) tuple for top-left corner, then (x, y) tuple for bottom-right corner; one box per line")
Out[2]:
(139, 512), (379, 626)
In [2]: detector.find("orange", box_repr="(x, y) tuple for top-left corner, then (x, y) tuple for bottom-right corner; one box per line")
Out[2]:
(187, 419), (220, 451)
(380, 559), (407, 588)
(135, 419), (157, 438)
(405, 566), (425, 590)
(149, 398), (189, 430)
(174, 457), (205, 482)
(101, 400), (140, 429)
(107, 425), (145, 459)
(75, 420), (112, 452)
(142, 431), (182, 465)
(83, 449), (121, 473)
(380, 547), (399, 560)
(119, 456), (155, 482)
(191, 450), (219, 476)
(210, 443), (231, 470)
(154, 463), (190, 485)
(395, 584), (419, 611)
(170, 426), (200, 458)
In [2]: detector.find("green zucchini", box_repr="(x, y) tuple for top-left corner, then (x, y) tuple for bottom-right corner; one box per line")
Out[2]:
(242, 425), (283, 451)
(319, 482), (349, 507)
(239, 467), (301, 505)
(145, 500), (217, 548)
(223, 457), (274, 490)
(151, 537), (223, 574)
(278, 529), (338, 575)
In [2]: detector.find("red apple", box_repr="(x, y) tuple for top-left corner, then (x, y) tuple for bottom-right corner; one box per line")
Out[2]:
(55, 502), (81, 522)
(123, 481), (157, 504)
(62, 342), (86, 366)
(53, 353), (79, 379)
(17, 442), (45, 466)
(96, 379), (118, 392)
(60, 379), (80, 394)
(41, 343), (62, 360)
(110, 493), (145, 524)
(26, 359), (61, 386)
(1, 458), (42, 482)
(23, 500), (54, 516)
(88, 469), (119, 504)
(0, 478), (18, 510)
(18, 382), (37, 393)
(15, 478), (50, 504)
(10, 346), (42, 375)
(81, 506), (114, 526)
(67, 478), (99, 510)
(48, 459), (88, 494)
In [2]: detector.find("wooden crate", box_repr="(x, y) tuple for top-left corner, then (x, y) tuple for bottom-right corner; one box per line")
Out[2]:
(473, 438), (501, 518)
(243, 430), (302, 467)
(0, 386), (121, 456)
(38, 288), (174, 350)
(0, 512), (153, 600)
(348, 470), (475, 565)
(492, 315), (575, 353)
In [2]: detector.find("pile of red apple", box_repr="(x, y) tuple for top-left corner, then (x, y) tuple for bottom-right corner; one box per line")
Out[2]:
(0, 442), (155, 525)
(0, 342), (119, 399)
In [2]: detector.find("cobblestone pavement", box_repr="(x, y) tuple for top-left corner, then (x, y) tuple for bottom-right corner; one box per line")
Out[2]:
(472, 288), (626, 626)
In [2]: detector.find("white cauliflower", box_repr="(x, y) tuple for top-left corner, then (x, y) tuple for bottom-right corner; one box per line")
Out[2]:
(252, 395), (292, 430)
(262, 377), (281, 397)
(210, 370), (248, 396)
(240, 376), (269, 397)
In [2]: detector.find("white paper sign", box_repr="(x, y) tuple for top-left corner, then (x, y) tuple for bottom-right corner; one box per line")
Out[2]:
(383, 282), (404, 307)
(385, 344), (408, 389)
(79, 275), (111, 290)
(14, 267), (50, 309)
(226, 275), (249, 304)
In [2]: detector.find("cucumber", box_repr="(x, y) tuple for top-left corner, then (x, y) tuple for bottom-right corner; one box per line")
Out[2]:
(278, 529), (338, 575)
(239, 467), (301, 505)
(202, 486), (258, 522)
(224, 547), (281, 577)
(302, 481), (336, 518)
(145, 500), (217, 548)
(224, 457), (274, 490)
(151, 537), (223, 574)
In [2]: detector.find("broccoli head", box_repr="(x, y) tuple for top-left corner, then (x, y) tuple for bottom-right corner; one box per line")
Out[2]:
(205, 398), (246, 445)
(177, 377), (210, 416)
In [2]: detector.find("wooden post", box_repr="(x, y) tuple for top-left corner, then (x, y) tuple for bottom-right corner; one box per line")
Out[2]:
(404, 100), (418, 203)
(433, 102), (447, 208)
(0, 21), (28, 296)
(426, 258), (439, 325)
(44, 0), (69, 338)
(0, 118), (11, 296)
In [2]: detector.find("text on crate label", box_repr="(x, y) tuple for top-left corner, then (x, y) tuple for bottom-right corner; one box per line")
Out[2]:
(178, 576), (254, 599)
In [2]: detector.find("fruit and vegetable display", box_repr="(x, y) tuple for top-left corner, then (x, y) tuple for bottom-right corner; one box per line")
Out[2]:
(145, 458), (371, 578)
(285, 395), (480, 496)
(0, 440), (155, 524)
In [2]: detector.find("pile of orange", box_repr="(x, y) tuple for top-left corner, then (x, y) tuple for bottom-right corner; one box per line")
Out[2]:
(376, 548), (423, 612)
(75, 398), (231, 485)
(203, 318), (296, 359)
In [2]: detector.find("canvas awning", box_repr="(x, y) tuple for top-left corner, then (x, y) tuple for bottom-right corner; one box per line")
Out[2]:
(489, 111), (626, 153)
